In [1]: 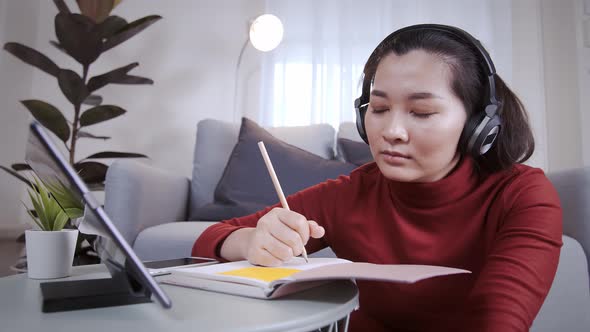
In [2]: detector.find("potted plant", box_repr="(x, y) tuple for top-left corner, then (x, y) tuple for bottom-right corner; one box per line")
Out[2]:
(24, 176), (84, 279)
(2, 0), (161, 266)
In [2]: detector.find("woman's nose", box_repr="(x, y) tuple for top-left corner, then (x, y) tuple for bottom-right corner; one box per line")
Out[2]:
(382, 113), (409, 143)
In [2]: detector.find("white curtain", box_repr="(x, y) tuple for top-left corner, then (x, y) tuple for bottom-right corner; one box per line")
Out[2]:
(256, 0), (512, 129)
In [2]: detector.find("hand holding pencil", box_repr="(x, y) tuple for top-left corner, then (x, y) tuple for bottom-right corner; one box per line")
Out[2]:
(253, 141), (325, 265)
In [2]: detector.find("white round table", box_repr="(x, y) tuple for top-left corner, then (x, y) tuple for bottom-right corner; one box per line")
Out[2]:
(0, 264), (359, 332)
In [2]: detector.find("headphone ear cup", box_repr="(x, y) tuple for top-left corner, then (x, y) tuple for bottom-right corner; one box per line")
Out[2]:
(460, 113), (481, 155)
(462, 104), (502, 156)
(472, 114), (501, 155)
(354, 98), (369, 144)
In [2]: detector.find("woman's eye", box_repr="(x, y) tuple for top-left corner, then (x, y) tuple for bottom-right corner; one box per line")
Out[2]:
(371, 108), (388, 114)
(411, 111), (435, 118)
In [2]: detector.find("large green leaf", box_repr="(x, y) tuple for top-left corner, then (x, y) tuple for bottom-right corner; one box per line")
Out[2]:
(102, 15), (162, 52)
(77, 130), (110, 140)
(79, 105), (125, 127)
(96, 15), (127, 38)
(83, 151), (147, 160)
(55, 13), (102, 66)
(82, 94), (103, 106)
(74, 161), (108, 184)
(3, 42), (60, 77)
(76, 0), (115, 23)
(21, 100), (70, 142)
(58, 69), (90, 106)
(87, 62), (153, 93)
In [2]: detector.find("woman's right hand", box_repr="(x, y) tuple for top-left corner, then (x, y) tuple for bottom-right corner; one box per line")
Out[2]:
(245, 207), (325, 266)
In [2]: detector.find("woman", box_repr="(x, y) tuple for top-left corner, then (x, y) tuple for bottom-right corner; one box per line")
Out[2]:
(193, 24), (562, 331)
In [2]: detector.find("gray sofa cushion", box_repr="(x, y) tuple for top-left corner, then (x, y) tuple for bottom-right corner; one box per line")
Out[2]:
(336, 122), (363, 161)
(190, 118), (356, 221)
(190, 119), (337, 217)
(190, 120), (239, 219)
(338, 138), (373, 166)
(191, 202), (267, 222)
(133, 221), (218, 261)
(337, 122), (363, 141)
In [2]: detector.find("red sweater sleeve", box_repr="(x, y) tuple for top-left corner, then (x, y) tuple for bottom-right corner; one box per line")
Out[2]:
(191, 176), (345, 261)
(191, 205), (275, 260)
(459, 169), (563, 331)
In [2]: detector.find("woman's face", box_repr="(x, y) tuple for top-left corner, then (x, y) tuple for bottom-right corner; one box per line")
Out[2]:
(364, 50), (467, 182)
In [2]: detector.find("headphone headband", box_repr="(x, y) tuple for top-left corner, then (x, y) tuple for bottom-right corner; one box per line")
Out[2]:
(391, 24), (496, 75)
(360, 24), (497, 103)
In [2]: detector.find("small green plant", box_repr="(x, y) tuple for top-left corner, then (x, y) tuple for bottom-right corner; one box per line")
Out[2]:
(43, 178), (85, 220)
(25, 177), (79, 231)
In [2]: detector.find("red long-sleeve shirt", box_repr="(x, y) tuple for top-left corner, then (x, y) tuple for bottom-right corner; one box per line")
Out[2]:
(193, 158), (562, 331)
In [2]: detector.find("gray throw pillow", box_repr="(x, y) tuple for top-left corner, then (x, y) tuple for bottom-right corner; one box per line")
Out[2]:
(190, 118), (356, 221)
(338, 138), (374, 166)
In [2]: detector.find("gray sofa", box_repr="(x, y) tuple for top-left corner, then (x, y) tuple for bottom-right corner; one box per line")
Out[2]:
(103, 118), (590, 331)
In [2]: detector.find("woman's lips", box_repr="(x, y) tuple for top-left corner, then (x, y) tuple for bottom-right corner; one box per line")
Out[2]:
(380, 151), (411, 165)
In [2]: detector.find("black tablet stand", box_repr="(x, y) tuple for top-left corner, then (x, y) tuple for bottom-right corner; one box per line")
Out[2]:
(39, 259), (152, 313)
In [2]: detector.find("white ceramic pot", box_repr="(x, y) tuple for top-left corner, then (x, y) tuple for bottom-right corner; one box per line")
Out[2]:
(25, 229), (78, 279)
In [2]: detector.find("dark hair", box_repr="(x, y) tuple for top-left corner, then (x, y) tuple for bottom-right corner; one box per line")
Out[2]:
(361, 29), (534, 174)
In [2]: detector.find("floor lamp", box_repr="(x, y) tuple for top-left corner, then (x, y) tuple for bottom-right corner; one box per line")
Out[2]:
(233, 14), (284, 122)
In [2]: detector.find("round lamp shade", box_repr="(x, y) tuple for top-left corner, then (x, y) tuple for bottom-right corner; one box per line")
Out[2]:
(249, 14), (284, 52)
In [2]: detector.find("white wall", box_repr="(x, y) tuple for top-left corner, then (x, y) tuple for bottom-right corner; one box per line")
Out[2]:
(541, 0), (584, 171)
(512, 0), (549, 171)
(576, 0), (590, 166)
(0, 0), (40, 233)
(29, 0), (265, 177)
(512, 0), (589, 173)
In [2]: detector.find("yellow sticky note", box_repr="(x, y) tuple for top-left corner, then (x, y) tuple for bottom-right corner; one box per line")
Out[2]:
(219, 267), (301, 282)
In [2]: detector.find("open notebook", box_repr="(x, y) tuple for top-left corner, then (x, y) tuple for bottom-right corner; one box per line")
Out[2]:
(159, 257), (470, 299)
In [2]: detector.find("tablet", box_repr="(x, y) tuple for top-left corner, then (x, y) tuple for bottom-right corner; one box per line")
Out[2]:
(25, 121), (172, 310)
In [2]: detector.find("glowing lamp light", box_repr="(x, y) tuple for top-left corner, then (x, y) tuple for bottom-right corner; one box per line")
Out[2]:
(249, 14), (284, 52)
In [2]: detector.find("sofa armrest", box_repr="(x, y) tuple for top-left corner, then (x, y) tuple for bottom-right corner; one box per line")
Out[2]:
(531, 235), (590, 331)
(133, 221), (219, 261)
(104, 160), (190, 246)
